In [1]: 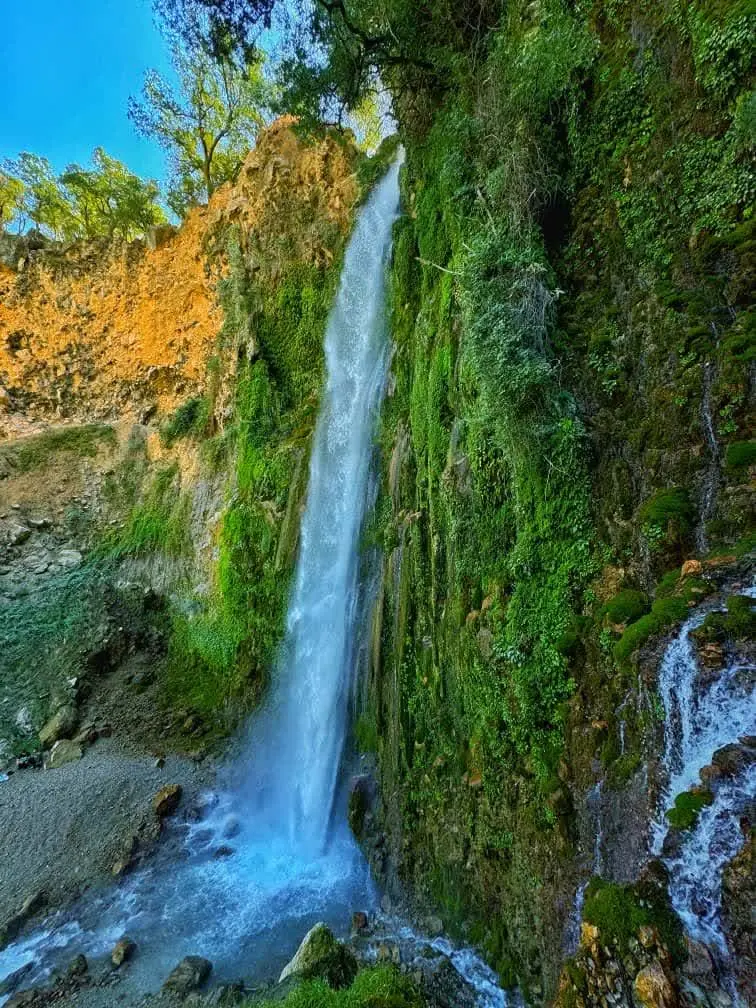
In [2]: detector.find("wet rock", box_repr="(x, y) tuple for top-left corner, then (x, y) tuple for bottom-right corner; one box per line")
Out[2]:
(681, 936), (716, 985)
(45, 739), (83, 769)
(278, 923), (358, 989)
(711, 743), (753, 779)
(38, 705), (78, 748)
(424, 915), (444, 937)
(0, 962), (33, 997)
(721, 828), (755, 1004)
(415, 955), (476, 1008)
(16, 753), (42, 771)
(212, 845), (235, 859)
(111, 936), (137, 967)
(65, 954), (88, 977)
(163, 955), (212, 994)
(351, 911), (369, 933)
(153, 783), (182, 817)
(633, 961), (678, 1008)
(0, 892), (46, 949)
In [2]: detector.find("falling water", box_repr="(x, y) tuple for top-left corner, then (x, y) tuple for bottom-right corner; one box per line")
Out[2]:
(695, 357), (721, 555)
(0, 158), (403, 999)
(652, 587), (755, 1003)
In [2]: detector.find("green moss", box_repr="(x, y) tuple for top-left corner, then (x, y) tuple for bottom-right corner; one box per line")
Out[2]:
(666, 789), (714, 831)
(247, 966), (422, 1008)
(615, 572), (712, 662)
(639, 488), (695, 539)
(583, 879), (684, 962)
(725, 440), (756, 469)
(602, 589), (650, 626)
(694, 594), (756, 642)
(101, 465), (190, 559)
(0, 423), (116, 474)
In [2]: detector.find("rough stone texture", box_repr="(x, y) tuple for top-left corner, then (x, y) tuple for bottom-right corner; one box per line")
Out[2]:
(111, 936), (137, 968)
(721, 828), (755, 1006)
(45, 739), (83, 769)
(162, 955), (212, 994)
(152, 784), (182, 818)
(38, 706), (78, 748)
(634, 962), (679, 1008)
(278, 923), (358, 990)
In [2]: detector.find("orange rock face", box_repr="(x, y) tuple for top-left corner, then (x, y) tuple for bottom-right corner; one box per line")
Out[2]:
(0, 119), (358, 437)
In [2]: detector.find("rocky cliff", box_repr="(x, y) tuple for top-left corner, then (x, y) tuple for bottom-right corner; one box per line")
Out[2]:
(0, 120), (362, 763)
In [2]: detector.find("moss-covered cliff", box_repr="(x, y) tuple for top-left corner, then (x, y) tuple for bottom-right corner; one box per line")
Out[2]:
(357, 0), (754, 1002)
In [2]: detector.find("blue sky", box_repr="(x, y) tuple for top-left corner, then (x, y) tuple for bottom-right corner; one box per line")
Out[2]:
(0, 0), (172, 182)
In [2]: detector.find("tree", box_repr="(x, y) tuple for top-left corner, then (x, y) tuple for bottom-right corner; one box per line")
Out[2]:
(3, 150), (166, 242)
(0, 170), (25, 232)
(60, 148), (167, 241)
(129, 43), (269, 216)
(4, 153), (74, 237)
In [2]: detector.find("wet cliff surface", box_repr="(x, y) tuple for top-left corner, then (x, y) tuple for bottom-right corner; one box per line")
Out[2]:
(354, 1), (754, 1005)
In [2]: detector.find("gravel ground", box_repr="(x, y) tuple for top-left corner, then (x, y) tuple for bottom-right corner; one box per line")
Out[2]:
(0, 738), (214, 926)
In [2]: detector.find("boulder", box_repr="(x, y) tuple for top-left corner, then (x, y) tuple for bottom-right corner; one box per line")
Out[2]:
(680, 559), (703, 579)
(416, 955), (476, 1008)
(7, 522), (31, 546)
(153, 784), (182, 818)
(65, 954), (88, 977)
(351, 911), (369, 933)
(38, 706), (78, 748)
(45, 739), (82, 769)
(633, 962), (679, 1008)
(711, 743), (753, 779)
(163, 955), (212, 994)
(0, 962), (33, 997)
(111, 936), (137, 968)
(278, 923), (358, 990)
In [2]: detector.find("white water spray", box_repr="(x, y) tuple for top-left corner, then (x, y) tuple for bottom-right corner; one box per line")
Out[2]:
(652, 587), (755, 1004)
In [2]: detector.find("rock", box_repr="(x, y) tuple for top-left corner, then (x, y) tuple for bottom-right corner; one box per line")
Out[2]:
(7, 522), (31, 546)
(45, 739), (83, 769)
(682, 937), (716, 983)
(212, 845), (235, 859)
(0, 962), (33, 997)
(681, 559), (703, 579)
(153, 783), (182, 817)
(66, 954), (88, 977)
(278, 923), (358, 990)
(351, 911), (369, 932)
(416, 955), (476, 1008)
(163, 955), (212, 994)
(633, 961), (678, 1008)
(27, 518), (51, 530)
(38, 705), (78, 748)
(72, 724), (99, 747)
(0, 892), (47, 948)
(57, 549), (82, 568)
(16, 753), (42, 771)
(111, 936), (137, 967)
(711, 743), (753, 779)
(0, 387), (11, 413)
(424, 916), (444, 937)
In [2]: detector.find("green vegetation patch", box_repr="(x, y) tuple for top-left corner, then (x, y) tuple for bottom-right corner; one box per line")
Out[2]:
(725, 440), (756, 470)
(583, 879), (684, 962)
(602, 589), (650, 626)
(614, 573), (711, 662)
(161, 395), (211, 445)
(248, 966), (422, 1008)
(694, 594), (756, 642)
(666, 789), (714, 831)
(0, 424), (116, 474)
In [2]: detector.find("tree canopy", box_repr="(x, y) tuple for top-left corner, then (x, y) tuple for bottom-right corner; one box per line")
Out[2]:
(129, 43), (269, 216)
(2, 150), (166, 242)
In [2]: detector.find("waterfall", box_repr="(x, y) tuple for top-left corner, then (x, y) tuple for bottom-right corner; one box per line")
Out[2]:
(232, 156), (402, 854)
(0, 159), (403, 999)
(652, 587), (755, 1004)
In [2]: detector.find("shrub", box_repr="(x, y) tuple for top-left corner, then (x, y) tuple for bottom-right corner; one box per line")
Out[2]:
(725, 440), (756, 469)
(248, 966), (422, 1008)
(639, 488), (695, 537)
(161, 395), (210, 445)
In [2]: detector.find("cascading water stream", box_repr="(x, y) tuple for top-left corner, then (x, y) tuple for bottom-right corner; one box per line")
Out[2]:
(0, 158), (511, 1008)
(652, 586), (755, 1004)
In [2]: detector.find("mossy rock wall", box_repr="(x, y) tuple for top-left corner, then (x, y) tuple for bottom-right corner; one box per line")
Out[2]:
(361, 0), (755, 1002)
